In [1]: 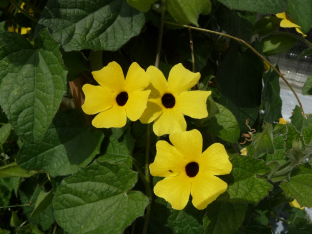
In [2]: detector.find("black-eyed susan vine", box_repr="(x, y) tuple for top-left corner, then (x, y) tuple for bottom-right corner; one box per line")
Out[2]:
(0, 0), (312, 233)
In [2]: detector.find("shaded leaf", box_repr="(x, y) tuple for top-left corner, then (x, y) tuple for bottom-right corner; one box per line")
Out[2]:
(127, 0), (157, 12)
(297, 48), (312, 61)
(255, 16), (281, 37)
(285, 123), (305, 152)
(0, 123), (12, 146)
(0, 162), (34, 178)
(302, 74), (312, 95)
(287, 0), (312, 33)
(218, 155), (273, 204)
(0, 29), (67, 143)
(262, 34), (298, 56)
(290, 105), (310, 132)
(252, 123), (274, 157)
(30, 190), (53, 218)
(203, 202), (248, 234)
(217, 0), (287, 14)
(17, 110), (104, 177)
(36, 0), (145, 51)
(217, 41), (263, 132)
(53, 160), (149, 234)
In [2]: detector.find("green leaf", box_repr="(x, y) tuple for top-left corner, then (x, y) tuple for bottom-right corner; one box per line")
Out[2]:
(10, 211), (22, 228)
(288, 217), (312, 234)
(218, 155), (273, 204)
(36, 0), (145, 51)
(281, 163), (312, 207)
(302, 74), (312, 95)
(302, 124), (312, 146)
(253, 123), (274, 157)
(255, 16), (282, 37)
(0, 162), (34, 178)
(217, 41), (263, 132)
(287, 0), (312, 33)
(217, 0), (287, 14)
(203, 103), (240, 143)
(53, 160), (149, 234)
(62, 50), (91, 81)
(0, 29), (67, 143)
(19, 179), (55, 231)
(216, 5), (254, 41)
(297, 48), (312, 60)
(127, 0), (157, 12)
(203, 202), (248, 234)
(285, 123), (305, 152)
(151, 198), (204, 234)
(262, 34), (298, 56)
(0, 123), (11, 146)
(17, 110), (104, 177)
(262, 66), (282, 123)
(165, 0), (211, 26)
(30, 190), (53, 218)
(263, 149), (287, 165)
(290, 105), (310, 132)
(98, 136), (132, 167)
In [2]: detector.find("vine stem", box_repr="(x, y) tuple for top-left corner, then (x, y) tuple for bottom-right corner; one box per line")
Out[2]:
(165, 21), (305, 115)
(271, 213), (291, 224)
(188, 28), (195, 73)
(143, 1), (166, 234)
(274, 31), (312, 48)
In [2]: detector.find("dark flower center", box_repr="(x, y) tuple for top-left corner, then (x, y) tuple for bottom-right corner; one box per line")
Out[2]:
(162, 93), (175, 108)
(185, 162), (199, 177)
(116, 92), (128, 106)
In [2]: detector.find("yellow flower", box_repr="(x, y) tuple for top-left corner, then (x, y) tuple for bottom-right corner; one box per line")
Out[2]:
(82, 62), (150, 128)
(140, 64), (211, 136)
(279, 118), (287, 125)
(240, 148), (247, 155)
(8, 25), (31, 35)
(150, 129), (232, 210)
(276, 12), (307, 37)
(289, 199), (305, 210)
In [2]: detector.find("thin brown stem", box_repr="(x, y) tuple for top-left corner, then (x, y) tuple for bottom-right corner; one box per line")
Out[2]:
(165, 21), (305, 114)
(155, 0), (166, 68)
(188, 28), (195, 72)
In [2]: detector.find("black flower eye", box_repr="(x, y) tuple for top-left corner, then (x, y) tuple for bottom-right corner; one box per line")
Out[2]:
(116, 92), (128, 106)
(185, 162), (199, 177)
(162, 93), (175, 108)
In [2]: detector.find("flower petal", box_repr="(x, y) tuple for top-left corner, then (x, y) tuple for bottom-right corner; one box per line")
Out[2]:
(275, 12), (287, 19)
(125, 90), (151, 121)
(289, 199), (305, 210)
(154, 174), (191, 210)
(176, 91), (211, 118)
(150, 140), (186, 177)
(139, 98), (163, 124)
(199, 143), (232, 175)
(125, 62), (150, 92)
(167, 63), (200, 94)
(295, 27), (307, 37)
(191, 174), (228, 210)
(92, 61), (125, 93)
(146, 66), (168, 97)
(82, 84), (114, 115)
(280, 18), (300, 28)
(92, 105), (127, 128)
(169, 129), (202, 162)
(153, 108), (186, 136)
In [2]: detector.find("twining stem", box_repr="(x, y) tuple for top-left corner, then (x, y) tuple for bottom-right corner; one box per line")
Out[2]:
(143, 1), (166, 234)
(274, 31), (312, 48)
(271, 213), (291, 224)
(9, 0), (38, 22)
(165, 21), (305, 115)
(188, 28), (195, 73)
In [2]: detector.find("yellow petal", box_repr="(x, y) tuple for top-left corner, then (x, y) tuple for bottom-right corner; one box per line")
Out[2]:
(169, 129), (202, 162)
(176, 91), (211, 119)
(191, 173), (228, 210)
(92, 105), (127, 128)
(139, 98), (163, 124)
(276, 12), (287, 19)
(20, 27), (31, 35)
(125, 62), (150, 92)
(154, 174), (191, 210)
(289, 199), (305, 210)
(92, 61), (125, 93)
(279, 118), (286, 125)
(199, 143), (232, 175)
(82, 84), (114, 115)
(125, 90), (150, 121)
(150, 141), (186, 177)
(295, 27), (307, 37)
(280, 18), (300, 28)
(146, 66), (168, 98)
(8, 25), (15, 32)
(240, 148), (248, 156)
(167, 63), (200, 95)
(153, 108), (186, 136)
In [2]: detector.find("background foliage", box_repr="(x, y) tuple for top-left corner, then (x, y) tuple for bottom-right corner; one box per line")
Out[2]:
(0, 0), (312, 233)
